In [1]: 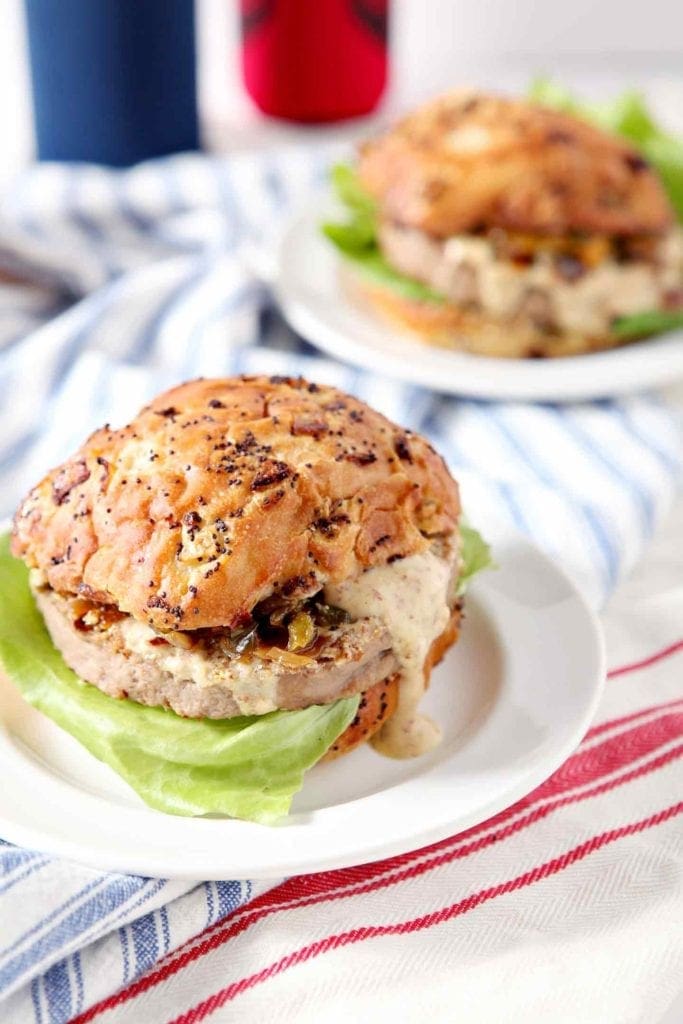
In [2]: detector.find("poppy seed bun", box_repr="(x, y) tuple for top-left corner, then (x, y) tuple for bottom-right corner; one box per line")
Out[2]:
(324, 674), (400, 760)
(12, 376), (460, 632)
(358, 90), (674, 238)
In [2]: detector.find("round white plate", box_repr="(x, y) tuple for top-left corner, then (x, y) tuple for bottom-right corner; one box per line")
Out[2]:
(0, 526), (604, 880)
(274, 204), (683, 403)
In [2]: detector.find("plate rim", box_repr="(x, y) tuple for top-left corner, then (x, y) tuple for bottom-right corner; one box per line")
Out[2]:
(0, 530), (606, 880)
(274, 203), (683, 403)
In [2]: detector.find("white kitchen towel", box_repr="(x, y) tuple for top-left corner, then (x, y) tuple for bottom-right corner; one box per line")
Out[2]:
(0, 147), (681, 1023)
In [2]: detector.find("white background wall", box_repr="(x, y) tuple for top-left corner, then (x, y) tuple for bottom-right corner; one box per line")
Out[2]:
(2, 0), (682, 184)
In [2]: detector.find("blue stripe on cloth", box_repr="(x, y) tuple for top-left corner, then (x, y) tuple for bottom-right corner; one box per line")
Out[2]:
(581, 505), (620, 592)
(50, 875), (173, 996)
(118, 926), (131, 987)
(613, 404), (682, 475)
(212, 161), (242, 249)
(30, 976), (43, 1024)
(2, 878), (107, 954)
(483, 407), (617, 593)
(204, 882), (215, 929)
(179, 281), (262, 381)
(128, 260), (213, 365)
(110, 173), (154, 235)
(72, 952), (84, 1017)
(484, 405), (560, 490)
(557, 409), (655, 537)
(0, 858), (51, 896)
(157, 160), (187, 216)
(33, 879), (172, 1007)
(62, 171), (116, 281)
(34, 880), (183, 1007)
(1, 175), (39, 236)
(217, 881), (246, 918)
(495, 479), (533, 536)
(261, 152), (287, 211)
(159, 906), (171, 956)
(43, 960), (72, 1024)
(0, 877), (154, 992)
(40, 276), (140, 397)
(0, 846), (42, 876)
(130, 911), (159, 976)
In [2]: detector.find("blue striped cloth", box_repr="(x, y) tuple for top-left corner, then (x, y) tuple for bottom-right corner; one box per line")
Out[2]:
(0, 146), (681, 1022)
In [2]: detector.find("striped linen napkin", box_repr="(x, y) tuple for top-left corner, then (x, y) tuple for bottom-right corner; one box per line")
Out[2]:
(0, 148), (681, 1024)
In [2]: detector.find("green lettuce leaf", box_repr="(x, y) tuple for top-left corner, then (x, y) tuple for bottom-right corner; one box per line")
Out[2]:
(611, 308), (683, 341)
(337, 248), (447, 302)
(0, 533), (359, 823)
(329, 163), (377, 218)
(322, 163), (446, 304)
(457, 524), (494, 596)
(529, 78), (683, 221)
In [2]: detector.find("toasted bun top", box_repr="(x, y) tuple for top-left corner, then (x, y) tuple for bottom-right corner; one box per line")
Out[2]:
(13, 376), (460, 631)
(357, 90), (673, 238)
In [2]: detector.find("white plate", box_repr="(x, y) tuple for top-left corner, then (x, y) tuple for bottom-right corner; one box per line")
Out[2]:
(274, 204), (683, 403)
(0, 526), (604, 880)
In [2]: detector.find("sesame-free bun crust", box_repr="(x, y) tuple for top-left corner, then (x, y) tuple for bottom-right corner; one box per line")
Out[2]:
(358, 90), (674, 238)
(13, 376), (460, 631)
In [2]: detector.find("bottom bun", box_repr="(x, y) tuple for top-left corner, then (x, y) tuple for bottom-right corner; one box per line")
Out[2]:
(323, 602), (462, 760)
(345, 269), (622, 359)
(323, 673), (400, 760)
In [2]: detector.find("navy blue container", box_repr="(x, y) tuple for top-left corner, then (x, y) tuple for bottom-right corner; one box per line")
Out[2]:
(25, 0), (199, 166)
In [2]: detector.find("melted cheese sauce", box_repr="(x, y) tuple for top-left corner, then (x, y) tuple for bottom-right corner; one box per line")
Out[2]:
(120, 618), (280, 715)
(325, 548), (454, 759)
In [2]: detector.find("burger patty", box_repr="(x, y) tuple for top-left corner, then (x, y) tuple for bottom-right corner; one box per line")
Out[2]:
(35, 584), (401, 719)
(379, 222), (683, 338)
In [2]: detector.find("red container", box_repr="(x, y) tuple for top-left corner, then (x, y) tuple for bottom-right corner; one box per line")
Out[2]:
(240, 0), (389, 123)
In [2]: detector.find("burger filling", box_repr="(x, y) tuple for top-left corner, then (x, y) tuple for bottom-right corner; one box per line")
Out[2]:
(28, 537), (463, 758)
(378, 222), (683, 339)
(322, 163), (683, 344)
(32, 577), (396, 718)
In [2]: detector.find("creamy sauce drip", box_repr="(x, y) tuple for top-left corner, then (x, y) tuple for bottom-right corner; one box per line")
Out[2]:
(325, 549), (453, 759)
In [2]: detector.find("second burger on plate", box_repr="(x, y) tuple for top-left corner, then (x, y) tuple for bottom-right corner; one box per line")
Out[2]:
(323, 90), (683, 358)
